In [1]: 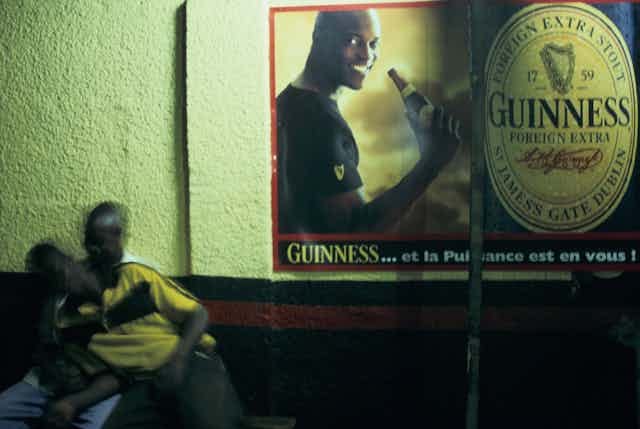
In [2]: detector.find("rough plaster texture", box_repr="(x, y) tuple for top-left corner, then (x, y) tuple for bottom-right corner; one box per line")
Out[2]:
(186, 0), (273, 278)
(0, 0), (188, 274)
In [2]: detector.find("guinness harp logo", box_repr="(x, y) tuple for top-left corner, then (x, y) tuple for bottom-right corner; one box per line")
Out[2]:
(540, 43), (575, 94)
(484, 3), (637, 232)
(334, 164), (345, 181)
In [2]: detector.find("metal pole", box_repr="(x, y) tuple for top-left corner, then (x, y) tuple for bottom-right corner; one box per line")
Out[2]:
(465, 2), (484, 428)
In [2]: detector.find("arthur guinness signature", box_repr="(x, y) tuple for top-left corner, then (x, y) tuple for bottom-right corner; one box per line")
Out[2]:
(516, 147), (603, 174)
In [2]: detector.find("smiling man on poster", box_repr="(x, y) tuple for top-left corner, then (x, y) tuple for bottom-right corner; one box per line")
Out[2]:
(276, 9), (461, 234)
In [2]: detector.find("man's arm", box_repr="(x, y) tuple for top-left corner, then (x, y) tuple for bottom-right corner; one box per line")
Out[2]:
(319, 108), (460, 232)
(43, 373), (120, 428)
(154, 304), (209, 394)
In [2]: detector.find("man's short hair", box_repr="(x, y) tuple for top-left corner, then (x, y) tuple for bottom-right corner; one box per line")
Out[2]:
(312, 11), (350, 43)
(313, 10), (376, 40)
(313, 12), (334, 39)
(84, 202), (127, 243)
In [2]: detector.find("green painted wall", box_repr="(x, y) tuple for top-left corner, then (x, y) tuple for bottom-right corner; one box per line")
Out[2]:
(0, 0), (188, 274)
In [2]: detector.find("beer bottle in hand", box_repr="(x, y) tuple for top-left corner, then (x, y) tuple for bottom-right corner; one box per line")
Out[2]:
(387, 68), (461, 140)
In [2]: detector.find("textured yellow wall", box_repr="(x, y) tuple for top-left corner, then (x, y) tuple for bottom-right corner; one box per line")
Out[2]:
(186, 0), (272, 279)
(0, 0), (188, 274)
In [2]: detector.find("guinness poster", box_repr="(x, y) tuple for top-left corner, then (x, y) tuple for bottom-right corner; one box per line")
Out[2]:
(271, 1), (640, 271)
(271, 1), (471, 270)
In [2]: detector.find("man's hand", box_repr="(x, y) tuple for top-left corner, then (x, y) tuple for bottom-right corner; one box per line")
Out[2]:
(153, 354), (188, 396)
(408, 106), (460, 174)
(43, 399), (77, 428)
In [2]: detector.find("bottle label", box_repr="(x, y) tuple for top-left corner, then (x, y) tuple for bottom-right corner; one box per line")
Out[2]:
(400, 83), (417, 99)
(484, 3), (637, 232)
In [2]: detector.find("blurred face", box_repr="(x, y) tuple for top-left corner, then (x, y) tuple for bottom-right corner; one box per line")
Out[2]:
(85, 212), (124, 266)
(318, 11), (381, 90)
(29, 247), (102, 302)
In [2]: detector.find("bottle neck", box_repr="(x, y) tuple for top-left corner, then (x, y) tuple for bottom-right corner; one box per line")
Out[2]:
(400, 83), (417, 99)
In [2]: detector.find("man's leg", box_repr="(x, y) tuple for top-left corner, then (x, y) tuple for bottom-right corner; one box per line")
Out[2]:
(178, 353), (244, 429)
(101, 382), (170, 429)
(72, 393), (120, 429)
(0, 381), (48, 429)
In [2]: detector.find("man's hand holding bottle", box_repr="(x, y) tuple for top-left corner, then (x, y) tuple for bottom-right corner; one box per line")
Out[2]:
(388, 68), (461, 175)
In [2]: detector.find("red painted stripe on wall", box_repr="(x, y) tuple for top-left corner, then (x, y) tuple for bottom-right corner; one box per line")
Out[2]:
(203, 300), (640, 332)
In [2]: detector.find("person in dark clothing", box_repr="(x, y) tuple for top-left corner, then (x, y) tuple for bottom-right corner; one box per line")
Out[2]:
(277, 9), (460, 233)
(0, 243), (121, 429)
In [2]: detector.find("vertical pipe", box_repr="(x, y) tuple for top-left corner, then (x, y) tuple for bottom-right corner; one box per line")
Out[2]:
(466, 2), (484, 428)
(177, 4), (192, 275)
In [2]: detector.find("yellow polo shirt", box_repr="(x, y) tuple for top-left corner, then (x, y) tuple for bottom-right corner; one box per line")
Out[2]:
(86, 263), (215, 377)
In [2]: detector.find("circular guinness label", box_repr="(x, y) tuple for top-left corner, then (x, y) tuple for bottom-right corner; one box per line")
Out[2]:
(484, 3), (637, 232)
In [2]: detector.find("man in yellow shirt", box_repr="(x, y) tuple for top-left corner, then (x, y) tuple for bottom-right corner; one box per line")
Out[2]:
(80, 202), (243, 429)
